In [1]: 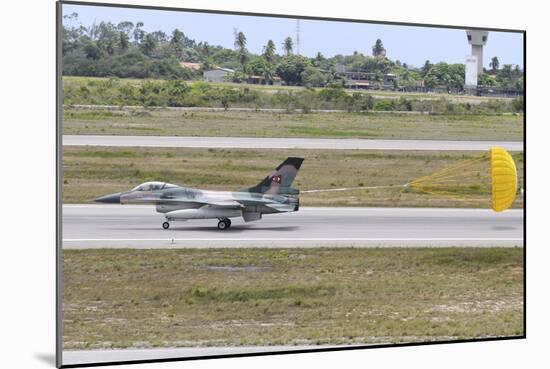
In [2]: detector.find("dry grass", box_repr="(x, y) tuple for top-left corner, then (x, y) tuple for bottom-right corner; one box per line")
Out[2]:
(62, 107), (523, 141)
(62, 147), (524, 209)
(62, 247), (524, 349)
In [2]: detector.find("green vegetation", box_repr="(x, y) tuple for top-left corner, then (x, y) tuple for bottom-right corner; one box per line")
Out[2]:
(63, 13), (198, 80)
(63, 247), (524, 349)
(62, 13), (524, 92)
(62, 147), (524, 209)
(69, 77), (508, 102)
(63, 76), (524, 114)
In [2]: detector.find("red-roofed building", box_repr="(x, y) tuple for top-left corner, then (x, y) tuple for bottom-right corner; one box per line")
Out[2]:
(180, 62), (201, 70)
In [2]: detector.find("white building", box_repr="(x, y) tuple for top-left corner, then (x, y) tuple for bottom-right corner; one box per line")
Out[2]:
(203, 67), (234, 83)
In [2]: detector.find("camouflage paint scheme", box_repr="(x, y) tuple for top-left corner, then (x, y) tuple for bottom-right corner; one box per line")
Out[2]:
(95, 157), (303, 229)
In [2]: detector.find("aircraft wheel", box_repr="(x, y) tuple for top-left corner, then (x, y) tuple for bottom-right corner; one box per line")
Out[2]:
(217, 218), (230, 230)
(162, 221), (170, 230)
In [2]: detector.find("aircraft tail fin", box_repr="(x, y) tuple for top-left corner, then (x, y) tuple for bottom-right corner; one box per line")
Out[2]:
(244, 157), (304, 195)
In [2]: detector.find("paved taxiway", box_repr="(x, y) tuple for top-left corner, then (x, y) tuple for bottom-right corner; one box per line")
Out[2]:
(63, 345), (348, 366)
(62, 205), (523, 248)
(63, 135), (524, 151)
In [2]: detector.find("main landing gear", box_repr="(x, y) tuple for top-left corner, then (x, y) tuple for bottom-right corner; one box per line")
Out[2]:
(161, 218), (232, 230)
(217, 217), (231, 230)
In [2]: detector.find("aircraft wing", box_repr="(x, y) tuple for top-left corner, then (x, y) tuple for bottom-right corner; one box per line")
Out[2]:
(202, 200), (245, 208)
(158, 198), (245, 209)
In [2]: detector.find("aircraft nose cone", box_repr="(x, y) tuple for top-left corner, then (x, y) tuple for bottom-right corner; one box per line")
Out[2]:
(94, 192), (121, 204)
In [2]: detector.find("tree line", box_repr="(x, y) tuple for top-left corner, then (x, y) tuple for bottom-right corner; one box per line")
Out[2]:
(63, 77), (524, 114)
(62, 13), (524, 90)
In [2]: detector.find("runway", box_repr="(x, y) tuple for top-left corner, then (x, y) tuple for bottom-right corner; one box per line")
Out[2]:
(63, 345), (348, 366)
(63, 135), (524, 151)
(62, 205), (523, 248)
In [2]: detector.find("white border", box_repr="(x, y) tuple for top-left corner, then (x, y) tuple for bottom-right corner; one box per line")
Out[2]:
(3, 1), (547, 369)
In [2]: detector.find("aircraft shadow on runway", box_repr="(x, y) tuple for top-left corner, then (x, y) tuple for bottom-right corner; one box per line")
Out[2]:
(116, 225), (301, 232)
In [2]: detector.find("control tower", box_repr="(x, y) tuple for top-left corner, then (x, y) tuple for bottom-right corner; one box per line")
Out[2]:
(466, 30), (489, 74)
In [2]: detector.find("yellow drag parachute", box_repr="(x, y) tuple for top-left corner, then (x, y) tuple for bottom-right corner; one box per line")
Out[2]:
(490, 147), (518, 211)
(408, 146), (518, 212)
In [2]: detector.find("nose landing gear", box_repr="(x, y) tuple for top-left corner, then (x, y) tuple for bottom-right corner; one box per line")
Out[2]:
(162, 221), (170, 229)
(217, 217), (231, 230)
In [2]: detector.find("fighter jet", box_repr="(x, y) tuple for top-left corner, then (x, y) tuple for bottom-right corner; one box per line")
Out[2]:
(95, 157), (304, 230)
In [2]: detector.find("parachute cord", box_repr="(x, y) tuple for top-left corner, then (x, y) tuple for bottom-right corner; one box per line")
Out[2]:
(409, 155), (489, 184)
(411, 168), (490, 183)
(302, 184), (408, 193)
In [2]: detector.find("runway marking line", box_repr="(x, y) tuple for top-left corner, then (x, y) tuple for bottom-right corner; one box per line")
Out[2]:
(64, 238), (523, 242)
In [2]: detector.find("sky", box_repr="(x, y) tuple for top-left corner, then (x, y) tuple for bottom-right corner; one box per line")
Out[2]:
(63, 3), (524, 69)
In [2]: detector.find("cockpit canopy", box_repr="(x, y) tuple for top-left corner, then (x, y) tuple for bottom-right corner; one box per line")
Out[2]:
(130, 182), (178, 192)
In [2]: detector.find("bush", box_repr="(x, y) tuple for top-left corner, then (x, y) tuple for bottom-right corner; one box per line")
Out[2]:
(373, 99), (395, 111)
(512, 97), (524, 113)
(63, 76), (523, 115)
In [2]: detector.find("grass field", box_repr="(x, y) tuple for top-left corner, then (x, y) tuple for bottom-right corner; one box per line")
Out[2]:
(62, 247), (524, 349)
(63, 107), (523, 141)
(62, 146), (524, 208)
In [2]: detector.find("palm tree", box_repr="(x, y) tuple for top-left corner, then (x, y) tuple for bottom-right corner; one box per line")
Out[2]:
(422, 60), (432, 76)
(234, 31), (248, 70)
(489, 56), (500, 72)
(372, 38), (385, 57)
(260, 62), (274, 82)
(238, 50), (248, 70)
(282, 37), (293, 56)
(262, 40), (276, 63)
(314, 52), (324, 66)
(234, 31), (247, 50)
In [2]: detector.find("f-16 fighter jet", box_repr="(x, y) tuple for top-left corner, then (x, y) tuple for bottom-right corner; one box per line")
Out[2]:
(95, 157), (304, 230)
